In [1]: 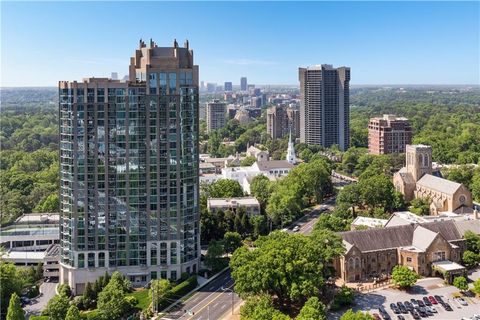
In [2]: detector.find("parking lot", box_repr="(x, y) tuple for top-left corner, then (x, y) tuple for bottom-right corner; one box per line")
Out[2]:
(329, 277), (479, 320)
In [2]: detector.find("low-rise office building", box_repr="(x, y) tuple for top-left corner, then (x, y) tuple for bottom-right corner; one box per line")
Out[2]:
(207, 197), (260, 215)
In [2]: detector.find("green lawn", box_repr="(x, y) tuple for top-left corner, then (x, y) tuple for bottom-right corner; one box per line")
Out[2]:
(128, 288), (151, 311)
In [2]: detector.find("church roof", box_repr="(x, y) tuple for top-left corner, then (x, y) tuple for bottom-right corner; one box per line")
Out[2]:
(397, 167), (415, 185)
(256, 160), (294, 171)
(416, 174), (462, 196)
(412, 226), (438, 251)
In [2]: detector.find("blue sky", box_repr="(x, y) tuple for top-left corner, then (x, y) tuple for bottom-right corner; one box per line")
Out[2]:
(1, 1), (479, 86)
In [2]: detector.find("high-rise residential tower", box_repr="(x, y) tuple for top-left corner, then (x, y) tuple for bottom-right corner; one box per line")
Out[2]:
(206, 99), (227, 132)
(368, 114), (412, 155)
(59, 39), (200, 293)
(299, 64), (350, 151)
(267, 105), (300, 140)
(240, 77), (247, 91)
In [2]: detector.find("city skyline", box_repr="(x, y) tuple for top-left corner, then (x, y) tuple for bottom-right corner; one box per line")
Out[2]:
(2, 1), (479, 87)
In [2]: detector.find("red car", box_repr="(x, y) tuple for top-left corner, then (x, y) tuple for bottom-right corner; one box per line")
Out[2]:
(428, 296), (438, 304)
(372, 314), (382, 320)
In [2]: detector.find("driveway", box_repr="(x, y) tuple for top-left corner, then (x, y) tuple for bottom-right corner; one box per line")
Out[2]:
(24, 282), (57, 318)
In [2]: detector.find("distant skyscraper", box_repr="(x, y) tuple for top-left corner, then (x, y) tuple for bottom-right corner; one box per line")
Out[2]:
(206, 99), (227, 132)
(240, 77), (247, 91)
(368, 115), (412, 154)
(59, 39), (200, 293)
(206, 83), (216, 92)
(299, 64), (350, 151)
(224, 82), (233, 92)
(267, 106), (299, 140)
(111, 72), (118, 80)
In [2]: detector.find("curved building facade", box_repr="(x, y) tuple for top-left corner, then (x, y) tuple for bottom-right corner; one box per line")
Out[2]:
(59, 39), (200, 293)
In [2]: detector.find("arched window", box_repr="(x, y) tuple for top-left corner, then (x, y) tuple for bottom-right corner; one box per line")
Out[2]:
(355, 257), (360, 269)
(348, 258), (354, 270)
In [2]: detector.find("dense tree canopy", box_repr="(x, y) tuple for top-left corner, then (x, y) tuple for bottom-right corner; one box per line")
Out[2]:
(230, 231), (344, 305)
(392, 265), (419, 289)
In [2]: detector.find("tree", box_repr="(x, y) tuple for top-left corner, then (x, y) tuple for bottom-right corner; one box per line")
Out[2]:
(240, 295), (289, 320)
(207, 179), (244, 198)
(43, 293), (70, 320)
(150, 279), (171, 311)
(340, 309), (374, 320)
(0, 262), (22, 316)
(453, 276), (469, 292)
(462, 250), (480, 269)
(97, 271), (129, 320)
(240, 156), (257, 167)
(409, 197), (431, 216)
(464, 231), (480, 253)
(82, 282), (96, 309)
(472, 278), (480, 295)
(6, 293), (24, 320)
(249, 175), (272, 212)
(297, 297), (326, 320)
(223, 231), (243, 254)
(231, 231), (344, 304)
(58, 284), (72, 298)
(391, 265), (419, 289)
(204, 240), (225, 271)
(336, 184), (361, 216)
(65, 305), (81, 320)
(331, 285), (355, 310)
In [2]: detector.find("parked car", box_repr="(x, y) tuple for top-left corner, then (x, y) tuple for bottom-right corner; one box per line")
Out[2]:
(443, 303), (453, 311)
(422, 296), (432, 306)
(396, 302), (407, 314)
(292, 225), (300, 232)
(410, 309), (421, 320)
(397, 316), (405, 320)
(457, 297), (468, 306)
(404, 301), (414, 311)
(411, 298), (419, 307)
(428, 296), (437, 305)
(379, 307), (391, 320)
(390, 303), (400, 314)
(426, 306), (437, 313)
(434, 295), (443, 303)
(372, 313), (382, 320)
(417, 300), (425, 307)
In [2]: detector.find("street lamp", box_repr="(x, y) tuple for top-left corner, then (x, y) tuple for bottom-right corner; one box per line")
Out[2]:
(221, 286), (235, 315)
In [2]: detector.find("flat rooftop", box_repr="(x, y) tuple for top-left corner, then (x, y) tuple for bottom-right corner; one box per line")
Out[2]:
(16, 213), (59, 224)
(0, 225), (59, 237)
(208, 197), (260, 207)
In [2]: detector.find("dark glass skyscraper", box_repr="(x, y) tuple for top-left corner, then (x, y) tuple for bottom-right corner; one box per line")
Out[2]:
(59, 39), (200, 293)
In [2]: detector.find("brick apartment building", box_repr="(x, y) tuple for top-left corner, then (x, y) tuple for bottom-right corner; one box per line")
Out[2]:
(368, 114), (412, 154)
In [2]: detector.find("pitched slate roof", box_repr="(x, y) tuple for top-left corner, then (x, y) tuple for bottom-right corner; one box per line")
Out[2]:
(340, 219), (468, 253)
(340, 224), (415, 252)
(454, 220), (480, 236)
(419, 220), (461, 241)
(412, 226), (438, 251)
(397, 167), (415, 185)
(256, 160), (294, 171)
(416, 174), (462, 196)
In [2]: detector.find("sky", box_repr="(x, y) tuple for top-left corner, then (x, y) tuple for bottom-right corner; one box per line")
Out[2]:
(1, 1), (479, 87)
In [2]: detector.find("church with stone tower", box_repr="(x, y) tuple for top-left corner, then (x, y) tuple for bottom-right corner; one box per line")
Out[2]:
(393, 145), (473, 215)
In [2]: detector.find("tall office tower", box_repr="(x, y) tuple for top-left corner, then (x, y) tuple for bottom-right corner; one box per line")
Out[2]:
(267, 105), (287, 139)
(224, 82), (233, 92)
(368, 114), (412, 155)
(240, 77), (247, 91)
(59, 39), (200, 294)
(299, 64), (350, 151)
(206, 99), (227, 132)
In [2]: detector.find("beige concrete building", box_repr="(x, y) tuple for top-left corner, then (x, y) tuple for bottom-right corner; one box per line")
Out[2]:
(393, 145), (473, 215)
(368, 115), (412, 154)
(207, 197), (260, 216)
(206, 99), (227, 132)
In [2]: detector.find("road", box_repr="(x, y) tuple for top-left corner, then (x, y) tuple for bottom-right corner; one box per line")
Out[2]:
(161, 173), (354, 320)
(24, 282), (57, 318)
(160, 269), (239, 320)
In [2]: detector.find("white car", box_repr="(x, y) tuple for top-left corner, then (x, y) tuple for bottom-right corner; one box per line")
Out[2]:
(292, 226), (300, 232)
(426, 306), (437, 313)
(457, 297), (468, 306)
